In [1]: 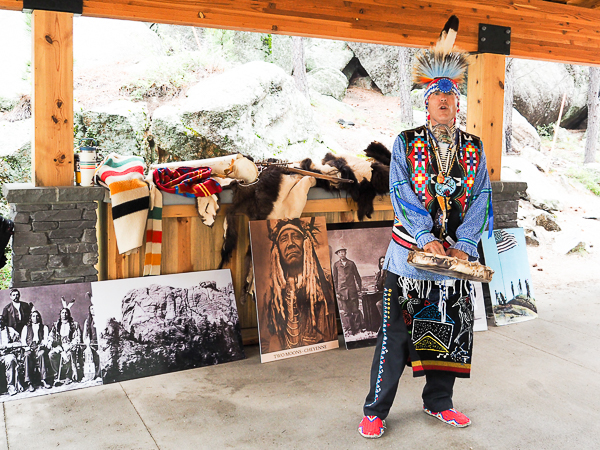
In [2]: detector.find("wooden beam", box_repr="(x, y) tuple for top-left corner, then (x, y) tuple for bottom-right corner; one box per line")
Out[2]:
(466, 53), (505, 182)
(32, 10), (74, 187)
(78, 0), (600, 67)
(0, 0), (20, 11)
(4, 0), (600, 65)
(567, 0), (600, 8)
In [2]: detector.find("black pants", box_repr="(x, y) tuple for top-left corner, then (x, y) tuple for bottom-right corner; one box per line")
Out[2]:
(363, 273), (455, 419)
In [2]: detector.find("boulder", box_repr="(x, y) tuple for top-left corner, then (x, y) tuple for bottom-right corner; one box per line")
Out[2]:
(351, 75), (374, 90)
(567, 241), (588, 255)
(0, 11), (31, 108)
(513, 60), (587, 128)
(307, 68), (349, 100)
(535, 212), (561, 232)
(151, 104), (225, 162)
(121, 283), (237, 335)
(153, 61), (328, 161)
(225, 31), (293, 74)
(512, 108), (541, 152)
(75, 100), (150, 157)
(524, 228), (540, 247)
(305, 38), (354, 72)
(346, 42), (410, 96)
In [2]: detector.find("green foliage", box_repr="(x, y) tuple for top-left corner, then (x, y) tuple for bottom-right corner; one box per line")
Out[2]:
(23, 11), (32, 33)
(0, 145), (32, 216)
(537, 124), (555, 140)
(0, 250), (12, 290)
(261, 34), (273, 58)
(566, 166), (600, 196)
(204, 29), (236, 54)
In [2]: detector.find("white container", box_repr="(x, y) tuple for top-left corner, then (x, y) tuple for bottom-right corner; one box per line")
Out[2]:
(78, 139), (98, 186)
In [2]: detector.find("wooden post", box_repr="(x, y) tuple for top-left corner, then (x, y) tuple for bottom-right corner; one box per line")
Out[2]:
(32, 10), (74, 187)
(466, 53), (506, 181)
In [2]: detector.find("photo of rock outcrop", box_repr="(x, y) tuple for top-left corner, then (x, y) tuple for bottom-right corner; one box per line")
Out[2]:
(91, 270), (245, 384)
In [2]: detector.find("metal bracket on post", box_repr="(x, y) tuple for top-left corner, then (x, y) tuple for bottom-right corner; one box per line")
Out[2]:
(23, 0), (83, 14)
(478, 24), (511, 55)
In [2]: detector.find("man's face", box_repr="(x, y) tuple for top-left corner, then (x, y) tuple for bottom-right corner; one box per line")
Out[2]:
(90, 305), (95, 316)
(427, 91), (458, 126)
(31, 312), (41, 324)
(10, 290), (20, 303)
(277, 229), (304, 268)
(337, 250), (347, 260)
(60, 309), (69, 321)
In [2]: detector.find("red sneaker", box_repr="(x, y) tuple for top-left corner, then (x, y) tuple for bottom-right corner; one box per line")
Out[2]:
(358, 415), (386, 438)
(423, 407), (471, 427)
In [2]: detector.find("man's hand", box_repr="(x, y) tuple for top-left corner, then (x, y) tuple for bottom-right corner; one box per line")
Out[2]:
(423, 240), (446, 256)
(446, 248), (468, 260)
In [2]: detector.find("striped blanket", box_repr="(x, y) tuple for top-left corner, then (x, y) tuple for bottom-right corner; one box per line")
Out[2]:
(144, 173), (163, 276)
(95, 153), (149, 255)
(153, 167), (222, 198)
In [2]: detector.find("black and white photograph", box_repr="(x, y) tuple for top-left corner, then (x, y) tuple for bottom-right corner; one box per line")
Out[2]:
(90, 270), (245, 384)
(327, 222), (392, 349)
(0, 282), (102, 402)
(250, 217), (339, 363)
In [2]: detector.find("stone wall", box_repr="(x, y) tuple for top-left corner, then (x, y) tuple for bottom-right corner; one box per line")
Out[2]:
(3, 184), (105, 288)
(491, 181), (528, 229)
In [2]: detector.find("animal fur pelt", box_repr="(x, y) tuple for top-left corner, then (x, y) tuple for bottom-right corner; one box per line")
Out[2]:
(219, 166), (316, 269)
(321, 151), (389, 220)
(365, 141), (391, 166)
(219, 166), (284, 269)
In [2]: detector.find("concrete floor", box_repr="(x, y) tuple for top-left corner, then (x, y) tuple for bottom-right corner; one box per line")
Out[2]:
(2, 279), (600, 450)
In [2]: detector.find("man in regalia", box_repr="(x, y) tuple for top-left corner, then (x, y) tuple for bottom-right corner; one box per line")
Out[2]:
(358, 15), (493, 438)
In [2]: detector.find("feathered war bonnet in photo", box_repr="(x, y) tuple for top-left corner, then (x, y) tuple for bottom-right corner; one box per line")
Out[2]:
(265, 218), (332, 332)
(413, 15), (470, 123)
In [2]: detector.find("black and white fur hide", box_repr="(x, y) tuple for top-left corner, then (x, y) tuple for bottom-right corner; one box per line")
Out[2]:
(219, 165), (284, 268)
(293, 143), (392, 220)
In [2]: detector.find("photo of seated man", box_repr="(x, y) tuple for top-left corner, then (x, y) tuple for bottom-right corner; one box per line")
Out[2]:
(0, 315), (21, 396)
(21, 310), (53, 391)
(49, 306), (83, 386)
(82, 302), (101, 381)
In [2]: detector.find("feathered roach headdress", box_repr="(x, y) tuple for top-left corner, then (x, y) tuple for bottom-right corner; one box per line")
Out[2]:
(413, 15), (470, 112)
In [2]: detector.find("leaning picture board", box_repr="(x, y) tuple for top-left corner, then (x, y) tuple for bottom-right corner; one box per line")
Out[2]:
(249, 217), (339, 363)
(481, 228), (538, 326)
(92, 269), (245, 383)
(327, 222), (392, 349)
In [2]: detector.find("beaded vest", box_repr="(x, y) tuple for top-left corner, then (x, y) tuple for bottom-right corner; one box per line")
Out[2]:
(392, 125), (483, 249)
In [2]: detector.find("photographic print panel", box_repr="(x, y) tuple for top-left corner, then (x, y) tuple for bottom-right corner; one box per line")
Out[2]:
(481, 228), (538, 326)
(250, 217), (339, 363)
(0, 282), (101, 402)
(327, 221), (392, 349)
(91, 269), (245, 384)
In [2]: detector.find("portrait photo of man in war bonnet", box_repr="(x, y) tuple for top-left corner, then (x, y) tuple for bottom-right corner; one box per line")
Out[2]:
(254, 217), (337, 355)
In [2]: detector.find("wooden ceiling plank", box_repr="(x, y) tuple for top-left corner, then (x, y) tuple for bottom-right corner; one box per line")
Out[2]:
(0, 0), (21, 10)
(3, 0), (600, 64)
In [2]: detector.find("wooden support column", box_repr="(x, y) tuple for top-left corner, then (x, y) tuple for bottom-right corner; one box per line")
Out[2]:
(32, 10), (74, 186)
(466, 53), (505, 181)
